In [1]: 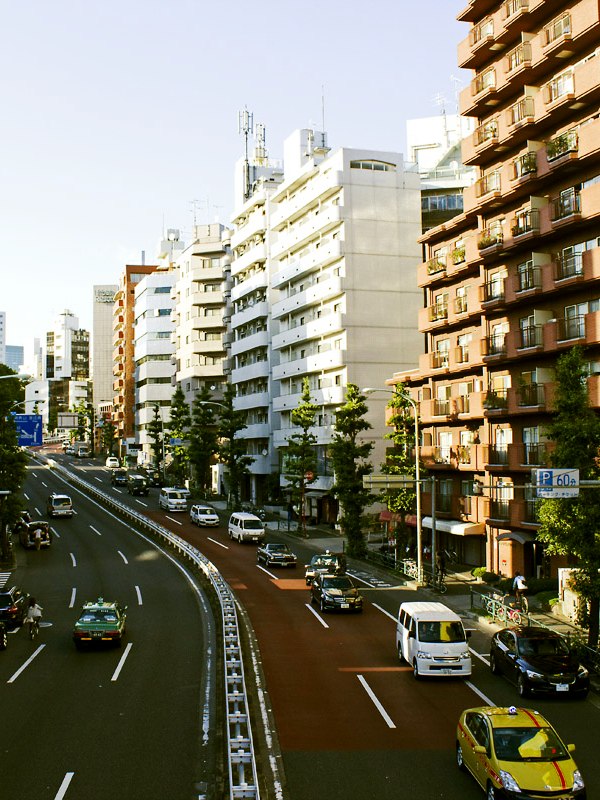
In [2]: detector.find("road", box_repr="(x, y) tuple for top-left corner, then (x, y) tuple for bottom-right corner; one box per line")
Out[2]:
(1, 459), (219, 800)
(38, 453), (600, 799)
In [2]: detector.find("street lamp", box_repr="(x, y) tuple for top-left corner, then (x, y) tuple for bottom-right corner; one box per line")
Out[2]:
(0, 373), (32, 381)
(363, 386), (423, 582)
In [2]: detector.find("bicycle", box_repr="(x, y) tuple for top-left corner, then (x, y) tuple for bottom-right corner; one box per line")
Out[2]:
(425, 571), (448, 594)
(26, 617), (40, 640)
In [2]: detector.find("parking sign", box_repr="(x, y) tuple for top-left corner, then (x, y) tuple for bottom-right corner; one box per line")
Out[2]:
(535, 468), (579, 498)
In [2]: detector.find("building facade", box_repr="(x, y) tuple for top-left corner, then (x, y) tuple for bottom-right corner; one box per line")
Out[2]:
(390, 0), (600, 578)
(45, 310), (89, 381)
(92, 285), (118, 408)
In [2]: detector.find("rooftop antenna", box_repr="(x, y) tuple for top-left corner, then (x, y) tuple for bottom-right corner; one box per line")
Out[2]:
(433, 92), (449, 146)
(321, 83), (326, 133)
(254, 122), (267, 164)
(238, 107), (254, 200)
(189, 198), (201, 227)
(450, 74), (464, 137)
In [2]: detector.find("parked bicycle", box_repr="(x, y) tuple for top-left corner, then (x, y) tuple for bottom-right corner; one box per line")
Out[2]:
(425, 571), (448, 594)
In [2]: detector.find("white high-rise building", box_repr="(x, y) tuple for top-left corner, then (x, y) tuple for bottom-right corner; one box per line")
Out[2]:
(92, 285), (118, 407)
(45, 310), (89, 381)
(0, 311), (6, 366)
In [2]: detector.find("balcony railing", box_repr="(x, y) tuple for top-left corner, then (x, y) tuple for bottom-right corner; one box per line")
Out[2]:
(555, 252), (583, 280)
(485, 389), (508, 409)
(433, 399), (450, 416)
(483, 280), (505, 302)
(457, 445), (471, 464)
(474, 119), (499, 147)
(455, 395), (470, 414)
(489, 499), (510, 519)
(552, 189), (581, 221)
(485, 335), (507, 357)
(547, 129), (578, 162)
(544, 69), (574, 104)
(506, 41), (531, 73)
(432, 351), (450, 369)
(470, 16), (494, 46)
(511, 208), (539, 237)
(502, 0), (528, 20)
(507, 96), (535, 127)
(433, 447), (452, 465)
(455, 344), (469, 364)
(454, 294), (468, 314)
(429, 303), (449, 322)
(523, 498), (540, 524)
(451, 246), (466, 265)
(512, 152), (537, 180)
(517, 264), (541, 291)
(427, 256), (446, 275)
(518, 382), (544, 406)
(523, 442), (548, 466)
(557, 315), (585, 341)
(519, 324), (543, 349)
(475, 171), (501, 197)
(473, 68), (496, 96)
(478, 228), (503, 250)
(543, 12), (571, 46)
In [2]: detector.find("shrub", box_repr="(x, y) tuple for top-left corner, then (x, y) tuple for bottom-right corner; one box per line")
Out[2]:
(482, 571), (501, 584)
(471, 567), (486, 579)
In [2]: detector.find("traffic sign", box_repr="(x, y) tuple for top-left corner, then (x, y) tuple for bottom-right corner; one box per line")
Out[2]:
(363, 474), (416, 489)
(11, 414), (43, 447)
(535, 468), (579, 498)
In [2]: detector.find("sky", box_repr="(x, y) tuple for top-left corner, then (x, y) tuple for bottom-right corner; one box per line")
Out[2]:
(0, 0), (468, 355)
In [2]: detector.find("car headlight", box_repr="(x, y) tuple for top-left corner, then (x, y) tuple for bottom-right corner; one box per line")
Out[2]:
(578, 665), (589, 677)
(573, 770), (585, 791)
(525, 669), (544, 680)
(459, 650), (470, 660)
(417, 651), (432, 660)
(499, 770), (521, 793)
(322, 592), (333, 601)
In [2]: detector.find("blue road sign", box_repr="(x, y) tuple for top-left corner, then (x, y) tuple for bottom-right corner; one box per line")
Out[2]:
(11, 414), (43, 447)
(535, 468), (579, 498)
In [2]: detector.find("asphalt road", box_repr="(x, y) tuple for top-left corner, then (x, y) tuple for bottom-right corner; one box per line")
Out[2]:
(41, 453), (600, 800)
(1, 460), (218, 800)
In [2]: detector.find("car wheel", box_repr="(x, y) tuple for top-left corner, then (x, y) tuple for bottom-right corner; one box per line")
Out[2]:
(517, 673), (529, 697)
(320, 598), (326, 613)
(456, 742), (465, 771)
(490, 651), (500, 675)
(310, 593), (315, 605)
(398, 644), (404, 663)
(486, 781), (497, 800)
(413, 660), (420, 679)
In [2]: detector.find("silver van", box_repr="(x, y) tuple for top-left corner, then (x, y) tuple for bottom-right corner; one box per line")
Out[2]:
(158, 487), (188, 512)
(395, 601), (471, 679)
(228, 512), (265, 543)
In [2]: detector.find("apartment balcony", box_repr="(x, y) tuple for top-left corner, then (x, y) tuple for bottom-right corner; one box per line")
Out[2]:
(273, 384), (345, 413)
(477, 227), (504, 255)
(506, 382), (553, 414)
(230, 330), (269, 357)
(271, 313), (343, 350)
(543, 310), (600, 355)
(461, 67), (497, 116)
(272, 349), (345, 381)
(449, 285), (482, 324)
(505, 324), (544, 359)
(238, 422), (271, 440)
(233, 392), (270, 412)
(270, 206), (343, 259)
(271, 276), (343, 319)
(191, 313), (225, 331)
(418, 301), (449, 331)
(113, 314), (125, 331)
(271, 240), (343, 289)
(510, 207), (540, 241)
(555, 247), (600, 290)
(505, 263), (544, 303)
(270, 170), (344, 230)
(273, 425), (335, 449)
(483, 389), (508, 415)
(189, 289), (225, 308)
(230, 242), (267, 277)
(230, 301), (269, 329)
(480, 277), (506, 309)
(230, 270), (268, 303)
(230, 208), (268, 250)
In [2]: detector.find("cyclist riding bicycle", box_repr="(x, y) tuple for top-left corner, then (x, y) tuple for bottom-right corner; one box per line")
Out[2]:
(25, 597), (43, 633)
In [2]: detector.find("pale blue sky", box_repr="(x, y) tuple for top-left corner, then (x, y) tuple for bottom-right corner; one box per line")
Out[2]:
(0, 0), (467, 351)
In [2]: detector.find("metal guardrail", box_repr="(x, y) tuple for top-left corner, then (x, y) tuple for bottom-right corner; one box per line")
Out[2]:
(40, 457), (261, 800)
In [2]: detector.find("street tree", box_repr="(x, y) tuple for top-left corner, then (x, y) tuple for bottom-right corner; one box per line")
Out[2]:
(168, 387), (191, 486)
(189, 387), (219, 495)
(284, 378), (318, 536)
(147, 405), (167, 473)
(536, 346), (600, 647)
(380, 384), (423, 555)
(100, 417), (117, 456)
(73, 399), (88, 442)
(330, 383), (375, 558)
(217, 384), (253, 507)
(0, 369), (28, 564)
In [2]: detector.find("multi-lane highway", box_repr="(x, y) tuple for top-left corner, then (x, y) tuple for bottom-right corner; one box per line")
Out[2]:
(1, 459), (219, 800)
(7, 451), (600, 800)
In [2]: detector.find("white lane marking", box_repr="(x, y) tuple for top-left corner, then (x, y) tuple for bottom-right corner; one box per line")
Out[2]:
(372, 603), (396, 622)
(94, 477), (103, 483)
(305, 603), (329, 628)
(54, 771), (75, 800)
(347, 571), (378, 587)
(24, 492), (30, 500)
(90, 525), (102, 536)
(166, 515), (182, 526)
(470, 648), (490, 666)
(70, 553), (77, 567)
(69, 588), (77, 608)
(113, 488), (122, 494)
(134, 499), (148, 507)
(118, 550), (128, 564)
(7, 644), (46, 683)
(207, 537), (228, 549)
(41, 481), (48, 487)
(51, 526), (60, 538)
(257, 564), (279, 579)
(135, 585), (143, 605)
(466, 681), (495, 705)
(111, 642), (133, 681)
(357, 674), (396, 728)
(34, 507), (42, 516)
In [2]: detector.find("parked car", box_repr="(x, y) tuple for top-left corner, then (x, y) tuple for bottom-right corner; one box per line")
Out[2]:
(490, 626), (590, 699)
(127, 474), (149, 496)
(158, 487), (188, 512)
(111, 468), (128, 487)
(456, 705), (586, 799)
(46, 493), (74, 518)
(19, 520), (52, 549)
(305, 552), (346, 585)
(105, 456), (120, 469)
(0, 621), (7, 650)
(190, 504), (219, 527)
(228, 512), (265, 543)
(0, 586), (29, 628)
(73, 598), (127, 649)
(310, 573), (363, 612)
(65, 445), (75, 455)
(257, 542), (297, 568)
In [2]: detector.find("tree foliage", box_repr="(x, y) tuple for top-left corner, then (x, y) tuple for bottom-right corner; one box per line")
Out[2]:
(283, 378), (318, 535)
(536, 347), (600, 647)
(100, 416), (117, 456)
(330, 384), (374, 558)
(147, 405), (168, 472)
(168, 387), (191, 485)
(189, 387), (219, 494)
(217, 384), (253, 507)
(0, 368), (28, 563)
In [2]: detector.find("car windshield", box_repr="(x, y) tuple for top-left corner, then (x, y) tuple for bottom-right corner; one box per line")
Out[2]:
(493, 726), (570, 762)
(169, 492), (185, 499)
(53, 497), (71, 507)
(244, 519), (263, 530)
(322, 577), (353, 590)
(417, 620), (466, 643)
(198, 508), (214, 514)
(518, 637), (570, 658)
(79, 610), (119, 623)
(268, 544), (287, 552)
(311, 556), (336, 568)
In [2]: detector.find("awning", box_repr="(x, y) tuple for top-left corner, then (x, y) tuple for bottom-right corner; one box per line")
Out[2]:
(422, 516), (485, 536)
(497, 531), (537, 545)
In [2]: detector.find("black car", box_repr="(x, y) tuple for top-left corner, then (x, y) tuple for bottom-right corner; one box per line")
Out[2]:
(140, 467), (161, 487)
(257, 542), (297, 568)
(18, 520), (52, 549)
(0, 621), (7, 650)
(305, 552), (346, 585)
(111, 468), (128, 487)
(127, 474), (149, 496)
(490, 625), (590, 699)
(310, 573), (363, 613)
(0, 586), (29, 628)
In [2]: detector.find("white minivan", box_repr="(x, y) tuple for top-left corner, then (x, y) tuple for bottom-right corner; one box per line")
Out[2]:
(395, 601), (471, 679)
(228, 512), (265, 543)
(158, 488), (188, 512)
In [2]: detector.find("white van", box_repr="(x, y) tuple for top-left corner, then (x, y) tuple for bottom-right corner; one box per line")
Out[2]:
(158, 488), (188, 512)
(228, 512), (265, 543)
(396, 601), (471, 679)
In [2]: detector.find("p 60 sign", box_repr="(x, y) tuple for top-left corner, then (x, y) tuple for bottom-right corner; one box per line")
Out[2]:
(535, 468), (579, 498)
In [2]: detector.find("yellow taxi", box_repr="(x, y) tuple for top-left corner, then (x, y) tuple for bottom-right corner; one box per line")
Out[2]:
(456, 706), (586, 799)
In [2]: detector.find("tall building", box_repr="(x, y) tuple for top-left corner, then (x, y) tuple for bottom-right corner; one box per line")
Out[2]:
(46, 310), (89, 380)
(113, 265), (157, 455)
(389, 0), (600, 578)
(5, 345), (24, 372)
(0, 311), (5, 366)
(92, 285), (118, 407)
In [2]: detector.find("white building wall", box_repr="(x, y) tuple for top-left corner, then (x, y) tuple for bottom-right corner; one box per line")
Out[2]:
(92, 285), (118, 407)
(0, 311), (6, 366)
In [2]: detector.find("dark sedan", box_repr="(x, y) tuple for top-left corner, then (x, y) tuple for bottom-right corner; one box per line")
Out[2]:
(490, 625), (589, 698)
(310, 573), (363, 613)
(257, 542), (297, 568)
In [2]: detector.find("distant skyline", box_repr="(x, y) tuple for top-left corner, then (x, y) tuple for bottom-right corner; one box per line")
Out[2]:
(0, 0), (468, 350)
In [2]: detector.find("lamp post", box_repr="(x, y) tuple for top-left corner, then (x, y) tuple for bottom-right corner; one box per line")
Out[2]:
(363, 386), (423, 583)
